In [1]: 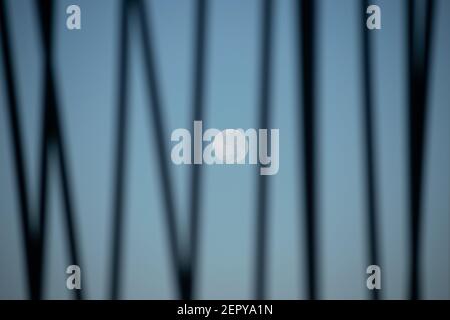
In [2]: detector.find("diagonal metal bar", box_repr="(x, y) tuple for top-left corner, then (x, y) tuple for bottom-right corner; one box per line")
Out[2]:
(296, 0), (319, 300)
(186, 0), (209, 299)
(360, 0), (380, 300)
(407, 0), (436, 300)
(254, 0), (274, 300)
(1, 0), (86, 300)
(36, 0), (84, 300)
(110, 0), (132, 300)
(0, 0), (37, 300)
(35, 72), (52, 300)
(133, 0), (188, 299)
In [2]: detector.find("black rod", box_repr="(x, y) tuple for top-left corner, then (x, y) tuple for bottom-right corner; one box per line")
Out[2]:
(133, 0), (187, 299)
(0, 0), (37, 299)
(110, 0), (131, 300)
(187, 0), (208, 299)
(407, 0), (435, 300)
(53, 88), (84, 301)
(360, 0), (380, 300)
(35, 0), (54, 300)
(296, 0), (319, 299)
(36, 78), (51, 300)
(36, 0), (83, 300)
(254, 0), (274, 299)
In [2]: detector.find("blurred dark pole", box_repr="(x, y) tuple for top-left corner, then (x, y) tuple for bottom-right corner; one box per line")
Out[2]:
(360, 0), (380, 300)
(254, 0), (274, 300)
(36, 1), (54, 298)
(187, 0), (209, 299)
(0, 0), (37, 299)
(407, 0), (435, 300)
(38, 0), (82, 300)
(134, 0), (188, 299)
(1, 0), (84, 300)
(36, 0), (83, 300)
(296, 0), (319, 299)
(110, 0), (131, 300)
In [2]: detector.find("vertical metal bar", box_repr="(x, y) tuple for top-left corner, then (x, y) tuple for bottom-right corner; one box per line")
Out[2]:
(360, 0), (380, 300)
(54, 94), (83, 300)
(110, 0), (131, 300)
(254, 0), (274, 300)
(187, 0), (209, 299)
(407, 0), (435, 300)
(36, 0), (83, 300)
(36, 76), (51, 300)
(0, 0), (36, 300)
(296, 0), (319, 299)
(134, 0), (187, 299)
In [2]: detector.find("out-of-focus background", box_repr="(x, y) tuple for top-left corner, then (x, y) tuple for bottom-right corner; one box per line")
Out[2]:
(0, 0), (449, 299)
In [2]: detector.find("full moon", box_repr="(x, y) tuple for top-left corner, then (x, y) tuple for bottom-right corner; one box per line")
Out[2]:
(212, 129), (248, 163)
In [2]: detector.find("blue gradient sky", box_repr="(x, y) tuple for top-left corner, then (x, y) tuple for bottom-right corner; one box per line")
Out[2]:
(0, 0), (449, 299)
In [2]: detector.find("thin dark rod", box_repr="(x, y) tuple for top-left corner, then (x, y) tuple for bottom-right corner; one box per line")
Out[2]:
(360, 0), (380, 300)
(187, 0), (208, 299)
(254, 0), (274, 299)
(35, 3), (53, 300)
(0, 0), (37, 299)
(36, 79), (51, 300)
(110, 0), (131, 300)
(53, 86), (83, 301)
(407, 0), (435, 300)
(296, 0), (319, 299)
(37, 0), (83, 300)
(134, 0), (187, 299)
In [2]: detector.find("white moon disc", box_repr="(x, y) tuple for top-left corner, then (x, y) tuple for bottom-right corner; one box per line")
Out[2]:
(213, 129), (248, 163)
